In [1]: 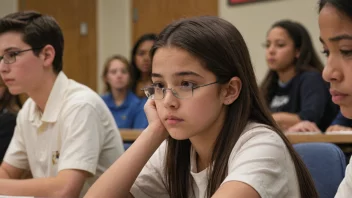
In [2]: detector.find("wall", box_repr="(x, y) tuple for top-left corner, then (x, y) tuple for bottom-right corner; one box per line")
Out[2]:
(0, 0), (17, 17)
(97, 0), (131, 93)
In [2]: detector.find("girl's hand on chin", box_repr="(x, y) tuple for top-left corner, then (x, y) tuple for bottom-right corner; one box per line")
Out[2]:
(144, 99), (168, 138)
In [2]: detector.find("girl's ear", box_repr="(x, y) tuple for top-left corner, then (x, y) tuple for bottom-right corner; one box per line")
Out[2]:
(222, 77), (242, 105)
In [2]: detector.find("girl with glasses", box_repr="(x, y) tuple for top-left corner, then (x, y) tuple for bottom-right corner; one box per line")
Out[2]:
(86, 16), (317, 198)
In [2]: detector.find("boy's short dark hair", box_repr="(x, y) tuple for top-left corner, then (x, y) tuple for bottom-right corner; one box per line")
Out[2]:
(0, 11), (64, 73)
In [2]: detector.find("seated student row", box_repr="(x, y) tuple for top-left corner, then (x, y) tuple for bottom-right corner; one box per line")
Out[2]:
(0, 1), (351, 198)
(100, 33), (157, 130)
(261, 19), (352, 133)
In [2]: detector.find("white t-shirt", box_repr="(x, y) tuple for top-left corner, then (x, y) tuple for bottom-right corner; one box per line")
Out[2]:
(4, 72), (124, 197)
(335, 156), (352, 198)
(130, 122), (300, 198)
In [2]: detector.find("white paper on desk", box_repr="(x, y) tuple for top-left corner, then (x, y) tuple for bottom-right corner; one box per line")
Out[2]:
(285, 131), (322, 135)
(0, 196), (34, 198)
(325, 131), (352, 135)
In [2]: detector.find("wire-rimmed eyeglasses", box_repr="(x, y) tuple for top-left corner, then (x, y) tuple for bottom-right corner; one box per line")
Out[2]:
(141, 81), (218, 100)
(0, 47), (43, 64)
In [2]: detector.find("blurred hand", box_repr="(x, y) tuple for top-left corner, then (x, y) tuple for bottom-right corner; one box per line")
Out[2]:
(326, 125), (352, 132)
(286, 121), (321, 133)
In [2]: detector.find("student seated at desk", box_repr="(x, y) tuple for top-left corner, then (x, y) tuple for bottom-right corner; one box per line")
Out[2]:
(318, 0), (352, 197)
(287, 110), (352, 132)
(0, 11), (124, 197)
(101, 55), (148, 129)
(85, 16), (317, 198)
(261, 20), (338, 131)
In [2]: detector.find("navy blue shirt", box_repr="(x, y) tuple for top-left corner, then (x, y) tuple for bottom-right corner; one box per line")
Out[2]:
(0, 109), (16, 161)
(331, 111), (352, 127)
(102, 91), (148, 129)
(269, 71), (338, 131)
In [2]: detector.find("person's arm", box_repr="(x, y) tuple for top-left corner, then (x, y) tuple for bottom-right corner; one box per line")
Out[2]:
(326, 125), (352, 132)
(0, 103), (116, 196)
(286, 121), (321, 133)
(212, 181), (260, 198)
(272, 112), (301, 130)
(0, 169), (87, 197)
(85, 100), (168, 198)
(0, 162), (24, 179)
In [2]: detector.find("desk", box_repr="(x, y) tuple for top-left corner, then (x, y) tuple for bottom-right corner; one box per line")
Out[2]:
(286, 133), (352, 144)
(120, 129), (142, 141)
(120, 129), (352, 144)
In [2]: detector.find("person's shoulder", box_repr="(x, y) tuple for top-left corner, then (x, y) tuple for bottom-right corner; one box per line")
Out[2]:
(58, 80), (112, 119)
(127, 91), (144, 104)
(147, 140), (168, 169)
(238, 122), (284, 146)
(65, 80), (105, 106)
(100, 92), (113, 104)
(101, 92), (111, 100)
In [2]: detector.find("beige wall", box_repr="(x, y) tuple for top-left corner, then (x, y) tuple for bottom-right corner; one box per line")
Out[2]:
(97, 0), (131, 93)
(0, 0), (324, 92)
(219, 0), (324, 83)
(0, 0), (17, 17)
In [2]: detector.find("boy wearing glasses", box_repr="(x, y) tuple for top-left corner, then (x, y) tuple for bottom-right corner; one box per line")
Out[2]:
(0, 11), (124, 197)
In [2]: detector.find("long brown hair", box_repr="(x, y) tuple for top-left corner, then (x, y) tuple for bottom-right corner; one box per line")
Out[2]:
(102, 54), (131, 93)
(151, 16), (317, 198)
(260, 20), (324, 103)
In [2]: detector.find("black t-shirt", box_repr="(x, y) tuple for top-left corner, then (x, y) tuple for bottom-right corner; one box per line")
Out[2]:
(0, 109), (17, 161)
(269, 71), (338, 131)
(331, 111), (352, 127)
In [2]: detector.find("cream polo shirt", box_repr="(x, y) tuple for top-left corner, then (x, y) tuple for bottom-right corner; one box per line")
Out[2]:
(335, 156), (352, 198)
(4, 72), (124, 197)
(130, 122), (300, 198)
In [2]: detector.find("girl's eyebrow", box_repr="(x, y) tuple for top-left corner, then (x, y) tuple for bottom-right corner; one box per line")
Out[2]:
(151, 71), (204, 79)
(320, 34), (352, 44)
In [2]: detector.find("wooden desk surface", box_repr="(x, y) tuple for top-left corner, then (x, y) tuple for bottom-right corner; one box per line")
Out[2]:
(120, 129), (142, 141)
(120, 129), (352, 144)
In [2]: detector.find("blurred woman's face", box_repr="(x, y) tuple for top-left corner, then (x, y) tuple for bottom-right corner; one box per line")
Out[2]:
(105, 59), (130, 91)
(135, 40), (154, 73)
(265, 27), (299, 72)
